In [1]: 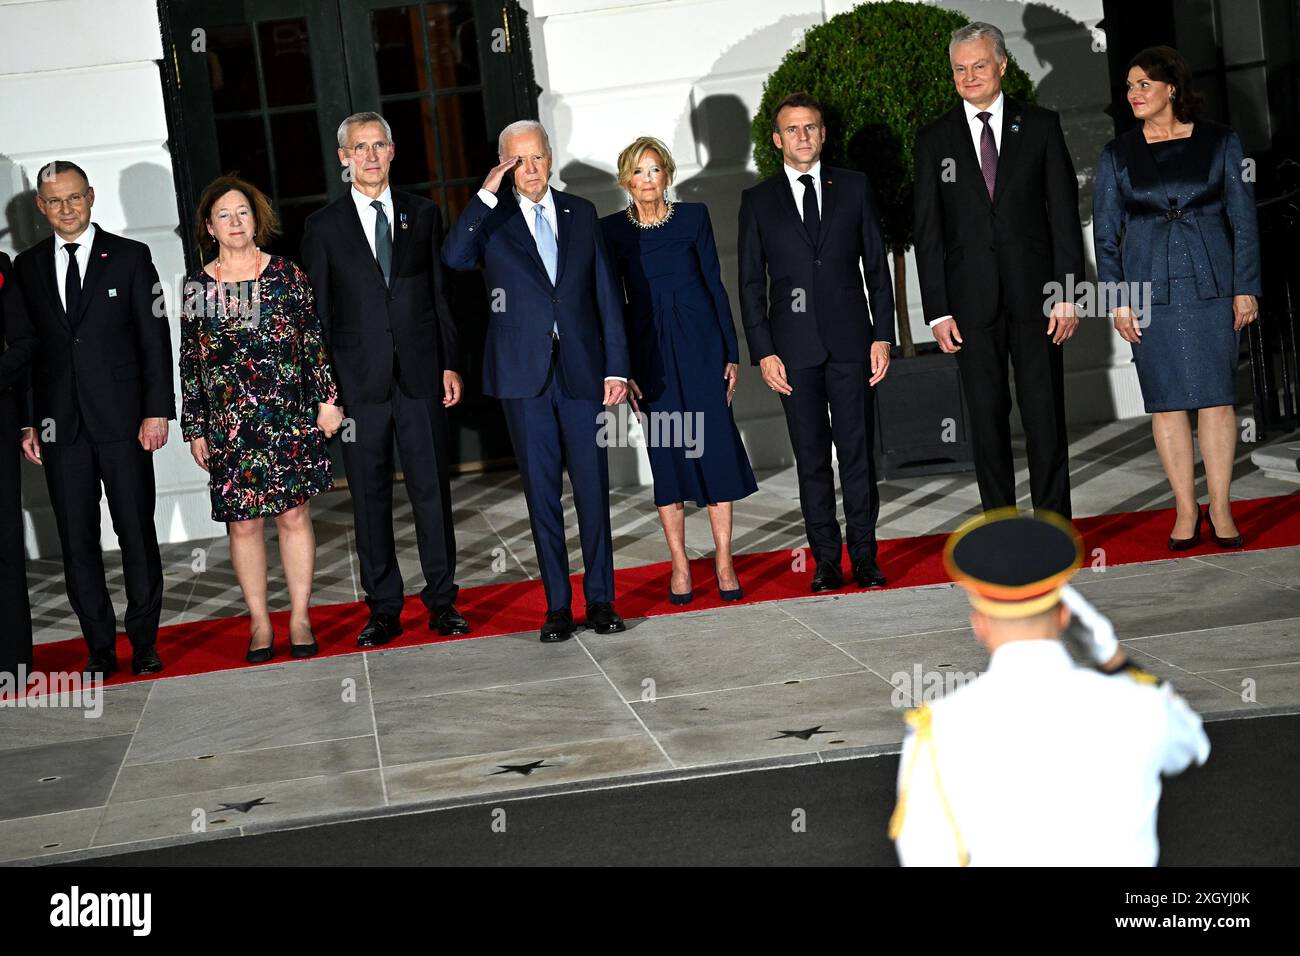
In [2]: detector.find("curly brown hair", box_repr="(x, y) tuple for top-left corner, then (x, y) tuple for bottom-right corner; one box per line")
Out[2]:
(1128, 46), (1202, 123)
(194, 174), (281, 258)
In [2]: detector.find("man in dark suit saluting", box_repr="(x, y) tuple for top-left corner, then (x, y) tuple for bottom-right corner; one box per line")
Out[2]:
(0, 251), (34, 676)
(302, 111), (470, 646)
(443, 120), (630, 643)
(913, 22), (1082, 518)
(738, 92), (896, 594)
(5, 161), (172, 676)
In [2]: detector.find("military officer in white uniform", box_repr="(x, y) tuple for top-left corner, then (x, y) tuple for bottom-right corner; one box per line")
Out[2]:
(889, 509), (1211, 866)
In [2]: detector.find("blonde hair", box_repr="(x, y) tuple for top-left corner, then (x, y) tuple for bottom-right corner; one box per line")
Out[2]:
(616, 137), (676, 192)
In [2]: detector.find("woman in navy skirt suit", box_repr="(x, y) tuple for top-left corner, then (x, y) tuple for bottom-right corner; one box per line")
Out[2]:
(1093, 46), (1261, 550)
(601, 136), (758, 603)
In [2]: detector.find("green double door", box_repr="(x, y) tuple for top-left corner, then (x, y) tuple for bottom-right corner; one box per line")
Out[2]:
(161, 0), (537, 470)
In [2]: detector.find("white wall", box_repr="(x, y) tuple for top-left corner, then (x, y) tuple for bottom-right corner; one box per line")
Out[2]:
(526, 0), (1143, 486)
(0, 0), (224, 557)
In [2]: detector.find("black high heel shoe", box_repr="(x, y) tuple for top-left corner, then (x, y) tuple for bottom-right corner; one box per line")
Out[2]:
(668, 568), (693, 605)
(1206, 510), (1244, 549)
(246, 628), (275, 664)
(289, 627), (319, 658)
(1168, 508), (1203, 552)
(715, 567), (743, 602)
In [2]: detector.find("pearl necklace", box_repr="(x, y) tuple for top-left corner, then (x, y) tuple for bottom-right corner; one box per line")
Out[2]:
(627, 200), (675, 230)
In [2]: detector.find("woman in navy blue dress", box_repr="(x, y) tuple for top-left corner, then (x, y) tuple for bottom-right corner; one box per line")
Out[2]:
(1093, 46), (1260, 550)
(601, 137), (757, 603)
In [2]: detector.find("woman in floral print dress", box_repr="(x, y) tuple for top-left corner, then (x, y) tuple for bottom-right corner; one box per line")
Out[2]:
(180, 175), (343, 663)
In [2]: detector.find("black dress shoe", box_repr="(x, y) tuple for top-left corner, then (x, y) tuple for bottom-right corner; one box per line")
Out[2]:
(84, 651), (119, 678)
(357, 613), (403, 648)
(1168, 508), (1203, 551)
(586, 601), (626, 634)
(131, 647), (164, 676)
(852, 556), (887, 588)
(1206, 510), (1244, 549)
(430, 604), (471, 636)
(810, 560), (843, 593)
(540, 609), (576, 643)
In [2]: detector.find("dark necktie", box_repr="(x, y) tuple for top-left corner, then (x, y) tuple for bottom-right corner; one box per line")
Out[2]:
(798, 173), (820, 244)
(371, 200), (393, 286)
(64, 242), (82, 323)
(977, 112), (998, 200)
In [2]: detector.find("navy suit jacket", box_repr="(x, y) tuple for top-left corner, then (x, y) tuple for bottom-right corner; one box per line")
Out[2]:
(1093, 121), (1261, 306)
(441, 188), (629, 400)
(737, 166), (895, 370)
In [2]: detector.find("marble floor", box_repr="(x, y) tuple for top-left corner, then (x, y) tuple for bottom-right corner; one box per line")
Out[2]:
(3, 418), (1298, 863)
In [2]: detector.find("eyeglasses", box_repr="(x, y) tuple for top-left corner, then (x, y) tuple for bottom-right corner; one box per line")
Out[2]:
(41, 192), (90, 211)
(347, 141), (391, 157)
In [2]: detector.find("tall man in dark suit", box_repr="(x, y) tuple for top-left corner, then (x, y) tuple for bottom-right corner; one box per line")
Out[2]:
(739, 92), (896, 594)
(913, 22), (1083, 518)
(302, 111), (470, 647)
(443, 120), (630, 643)
(0, 251), (34, 676)
(6, 161), (172, 676)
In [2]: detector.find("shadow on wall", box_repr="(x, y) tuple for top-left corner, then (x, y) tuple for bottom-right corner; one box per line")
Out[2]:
(551, 97), (623, 215)
(1021, 2), (1112, 224)
(675, 93), (759, 252)
(1, 157), (51, 253)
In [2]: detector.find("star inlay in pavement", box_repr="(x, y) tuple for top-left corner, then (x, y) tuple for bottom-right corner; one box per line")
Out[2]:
(771, 726), (836, 741)
(214, 798), (275, 814)
(490, 760), (554, 776)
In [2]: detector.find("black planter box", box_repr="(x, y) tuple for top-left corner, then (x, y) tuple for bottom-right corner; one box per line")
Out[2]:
(873, 344), (975, 480)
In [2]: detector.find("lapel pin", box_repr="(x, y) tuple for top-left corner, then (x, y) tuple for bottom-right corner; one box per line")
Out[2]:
(108, 289), (117, 297)
(400, 212), (408, 230)
(1011, 115), (1021, 133)
(100, 252), (108, 258)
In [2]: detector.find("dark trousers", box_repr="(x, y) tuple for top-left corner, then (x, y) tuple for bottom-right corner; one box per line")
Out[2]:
(0, 396), (32, 674)
(779, 360), (880, 566)
(341, 384), (458, 616)
(500, 349), (614, 613)
(955, 305), (1071, 518)
(41, 429), (162, 654)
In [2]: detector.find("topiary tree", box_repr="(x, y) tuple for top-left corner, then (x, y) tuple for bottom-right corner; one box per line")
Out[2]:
(751, 1), (1035, 356)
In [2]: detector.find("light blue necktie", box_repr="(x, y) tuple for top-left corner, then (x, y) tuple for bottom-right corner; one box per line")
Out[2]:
(534, 204), (559, 335)
(534, 204), (558, 283)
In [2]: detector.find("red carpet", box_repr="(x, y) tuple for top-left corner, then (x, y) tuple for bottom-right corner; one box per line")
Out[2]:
(26, 494), (1300, 690)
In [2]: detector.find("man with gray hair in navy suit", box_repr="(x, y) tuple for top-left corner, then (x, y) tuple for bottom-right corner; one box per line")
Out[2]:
(443, 119), (631, 643)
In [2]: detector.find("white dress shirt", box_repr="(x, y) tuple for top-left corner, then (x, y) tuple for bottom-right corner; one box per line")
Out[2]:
(931, 93), (1006, 331)
(782, 160), (822, 219)
(351, 185), (393, 259)
(54, 222), (96, 312)
(476, 186), (624, 382)
(891, 639), (1210, 867)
